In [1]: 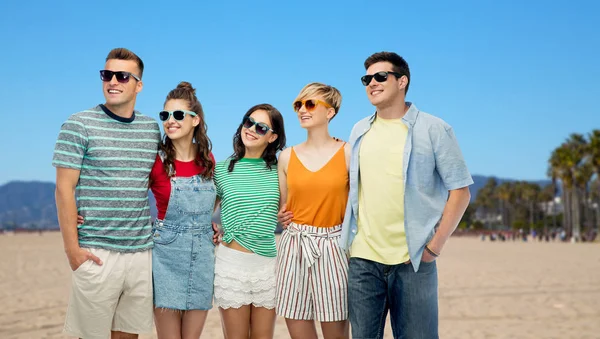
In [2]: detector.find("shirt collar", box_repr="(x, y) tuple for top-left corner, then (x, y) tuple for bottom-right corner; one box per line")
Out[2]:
(368, 102), (419, 126)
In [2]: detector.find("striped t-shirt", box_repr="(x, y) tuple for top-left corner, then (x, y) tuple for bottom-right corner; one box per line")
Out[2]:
(52, 104), (160, 252)
(214, 157), (279, 257)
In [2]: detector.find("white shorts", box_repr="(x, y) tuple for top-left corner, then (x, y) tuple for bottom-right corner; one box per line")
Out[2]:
(63, 248), (153, 339)
(213, 244), (277, 309)
(276, 223), (349, 322)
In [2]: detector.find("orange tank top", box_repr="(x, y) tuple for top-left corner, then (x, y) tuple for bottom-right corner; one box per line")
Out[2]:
(286, 145), (349, 227)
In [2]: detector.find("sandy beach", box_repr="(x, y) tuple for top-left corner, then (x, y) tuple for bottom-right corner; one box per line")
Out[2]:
(0, 233), (598, 339)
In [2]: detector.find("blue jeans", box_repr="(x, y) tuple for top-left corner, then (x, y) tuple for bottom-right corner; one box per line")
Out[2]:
(348, 257), (439, 339)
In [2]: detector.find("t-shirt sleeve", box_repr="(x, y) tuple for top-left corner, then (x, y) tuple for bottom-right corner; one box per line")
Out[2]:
(149, 155), (163, 188)
(52, 115), (88, 170)
(214, 162), (223, 198)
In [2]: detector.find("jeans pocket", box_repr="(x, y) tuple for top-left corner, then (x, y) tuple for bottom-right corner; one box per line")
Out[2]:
(153, 228), (178, 245)
(417, 259), (437, 274)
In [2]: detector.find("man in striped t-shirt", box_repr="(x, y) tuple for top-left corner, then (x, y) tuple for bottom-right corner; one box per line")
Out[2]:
(53, 48), (160, 339)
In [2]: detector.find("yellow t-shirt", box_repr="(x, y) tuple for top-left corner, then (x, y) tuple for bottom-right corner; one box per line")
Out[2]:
(351, 116), (410, 265)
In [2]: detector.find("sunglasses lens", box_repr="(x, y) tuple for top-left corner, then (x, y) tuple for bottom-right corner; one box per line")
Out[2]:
(173, 111), (186, 120)
(256, 124), (269, 136)
(159, 111), (169, 121)
(361, 75), (371, 86)
(293, 101), (302, 112)
(243, 117), (254, 129)
(304, 100), (317, 111)
(100, 70), (113, 82)
(373, 72), (388, 83)
(114, 72), (130, 83)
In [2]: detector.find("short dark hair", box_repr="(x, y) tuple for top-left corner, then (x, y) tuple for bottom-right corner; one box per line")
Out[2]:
(106, 48), (144, 78)
(364, 52), (410, 94)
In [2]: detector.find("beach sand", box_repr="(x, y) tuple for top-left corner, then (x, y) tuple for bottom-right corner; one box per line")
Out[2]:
(0, 233), (598, 339)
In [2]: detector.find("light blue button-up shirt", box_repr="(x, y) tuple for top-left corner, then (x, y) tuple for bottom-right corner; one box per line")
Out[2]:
(339, 103), (474, 272)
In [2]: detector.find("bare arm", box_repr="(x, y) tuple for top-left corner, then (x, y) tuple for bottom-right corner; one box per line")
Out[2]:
(277, 148), (291, 207)
(343, 142), (351, 171)
(55, 168), (102, 270)
(277, 148), (293, 226)
(426, 186), (471, 257)
(214, 196), (221, 213)
(212, 196), (222, 244)
(55, 168), (81, 253)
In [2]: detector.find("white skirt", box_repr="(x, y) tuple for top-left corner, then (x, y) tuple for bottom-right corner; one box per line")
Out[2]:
(213, 244), (277, 309)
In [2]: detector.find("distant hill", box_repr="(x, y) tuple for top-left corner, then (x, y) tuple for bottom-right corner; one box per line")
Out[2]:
(0, 181), (58, 229)
(0, 181), (157, 230)
(0, 175), (553, 230)
(471, 175), (553, 201)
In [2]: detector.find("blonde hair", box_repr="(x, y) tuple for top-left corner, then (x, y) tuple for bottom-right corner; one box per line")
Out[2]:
(294, 82), (342, 121)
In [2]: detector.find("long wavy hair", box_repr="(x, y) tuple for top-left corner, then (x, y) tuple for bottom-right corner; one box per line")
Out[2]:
(228, 103), (286, 172)
(160, 81), (214, 179)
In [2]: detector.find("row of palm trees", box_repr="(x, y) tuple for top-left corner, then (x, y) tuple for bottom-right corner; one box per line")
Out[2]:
(471, 130), (600, 240)
(548, 130), (600, 239)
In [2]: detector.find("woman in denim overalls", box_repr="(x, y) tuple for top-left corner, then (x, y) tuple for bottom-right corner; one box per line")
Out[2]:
(150, 82), (216, 338)
(76, 82), (217, 338)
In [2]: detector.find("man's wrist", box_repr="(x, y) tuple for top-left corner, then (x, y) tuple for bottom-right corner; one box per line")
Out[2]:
(425, 244), (441, 257)
(64, 244), (81, 255)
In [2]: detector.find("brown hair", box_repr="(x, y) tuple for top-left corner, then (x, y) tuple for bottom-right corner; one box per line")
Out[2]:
(364, 51), (411, 94)
(294, 82), (342, 121)
(106, 48), (144, 78)
(160, 82), (214, 179)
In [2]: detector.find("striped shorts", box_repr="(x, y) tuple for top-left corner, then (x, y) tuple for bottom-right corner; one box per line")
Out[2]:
(275, 223), (349, 322)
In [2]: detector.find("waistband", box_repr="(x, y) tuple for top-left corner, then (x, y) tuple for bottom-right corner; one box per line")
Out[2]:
(215, 244), (275, 268)
(286, 223), (342, 238)
(153, 218), (213, 234)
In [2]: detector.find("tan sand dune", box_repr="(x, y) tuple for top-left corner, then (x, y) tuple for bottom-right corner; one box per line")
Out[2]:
(0, 233), (598, 339)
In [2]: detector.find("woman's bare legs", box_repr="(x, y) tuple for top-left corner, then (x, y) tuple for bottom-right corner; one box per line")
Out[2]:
(181, 310), (208, 339)
(249, 305), (276, 339)
(220, 305), (251, 339)
(284, 319), (318, 339)
(154, 308), (182, 339)
(321, 320), (349, 339)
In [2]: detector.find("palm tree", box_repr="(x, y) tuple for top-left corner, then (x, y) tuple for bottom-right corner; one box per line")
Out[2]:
(521, 182), (541, 233)
(566, 134), (588, 240)
(497, 182), (513, 228)
(539, 183), (558, 234)
(589, 129), (600, 197)
(591, 178), (600, 231)
(549, 145), (573, 237)
(575, 162), (594, 235)
(589, 129), (600, 168)
(475, 178), (498, 228)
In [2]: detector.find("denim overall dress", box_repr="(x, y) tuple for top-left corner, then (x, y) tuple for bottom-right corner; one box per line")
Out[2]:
(152, 155), (216, 310)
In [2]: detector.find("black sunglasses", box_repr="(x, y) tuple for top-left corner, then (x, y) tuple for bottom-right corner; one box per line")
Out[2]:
(100, 70), (141, 83)
(243, 116), (274, 136)
(159, 110), (197, 121)
(361, 71), (403, 86)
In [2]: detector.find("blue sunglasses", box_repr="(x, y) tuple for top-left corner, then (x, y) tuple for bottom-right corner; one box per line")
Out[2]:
(159, 110), (197, 121)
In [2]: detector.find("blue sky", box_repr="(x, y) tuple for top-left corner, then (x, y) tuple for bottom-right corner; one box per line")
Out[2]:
(0, 0), (598, 185)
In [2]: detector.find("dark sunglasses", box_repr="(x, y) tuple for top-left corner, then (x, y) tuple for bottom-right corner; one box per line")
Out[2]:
(159, 110), (197, 121)
(243, 116), (274, 136)
(292, 99), (332, 112)
(100, 70), (141, 83)
(360, 71), (403, 86)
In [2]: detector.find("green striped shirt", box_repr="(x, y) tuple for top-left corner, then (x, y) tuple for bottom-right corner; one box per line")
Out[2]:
(214, 158), (279, 257)
(52, 105), (160, 252)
